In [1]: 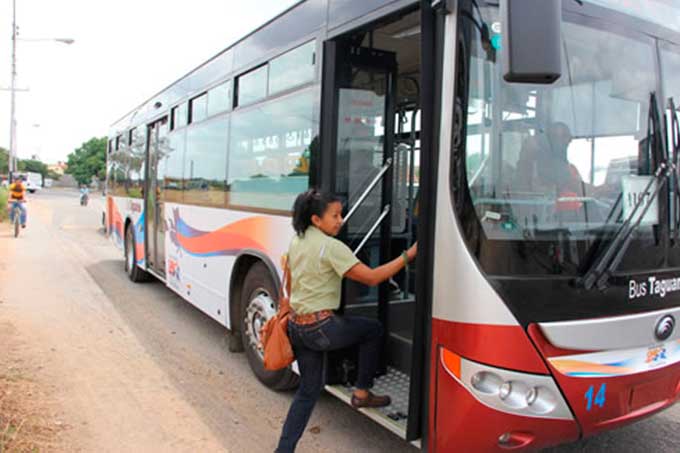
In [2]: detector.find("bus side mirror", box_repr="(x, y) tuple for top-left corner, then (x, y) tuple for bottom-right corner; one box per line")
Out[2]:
(501, 0), (562, 84)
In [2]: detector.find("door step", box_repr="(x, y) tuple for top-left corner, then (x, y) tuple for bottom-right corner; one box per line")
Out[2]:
(325, 367), (410, 439)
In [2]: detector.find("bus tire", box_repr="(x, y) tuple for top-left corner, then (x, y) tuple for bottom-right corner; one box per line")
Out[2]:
(226, 330), (244, 353)
(125, 224), (149, 283)
(240, 262), (299, 391)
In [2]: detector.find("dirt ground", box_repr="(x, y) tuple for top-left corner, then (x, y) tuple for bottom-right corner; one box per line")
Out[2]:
(0, 191), (227, 452)
(0, 320), (66, 452)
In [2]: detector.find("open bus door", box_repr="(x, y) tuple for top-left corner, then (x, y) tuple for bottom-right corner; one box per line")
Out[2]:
(318, 6), (429, 441)
(145, 116), (169, 277)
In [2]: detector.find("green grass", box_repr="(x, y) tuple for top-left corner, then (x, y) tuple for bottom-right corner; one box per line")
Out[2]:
(0, 187), (8, 222)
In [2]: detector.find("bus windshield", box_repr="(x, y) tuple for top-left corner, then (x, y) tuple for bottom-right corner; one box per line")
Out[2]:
(457, 3), (680, 277)
(465, 8), (658, 243)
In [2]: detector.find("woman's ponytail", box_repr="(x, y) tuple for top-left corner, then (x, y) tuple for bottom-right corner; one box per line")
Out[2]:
(292, 189), (341, 236)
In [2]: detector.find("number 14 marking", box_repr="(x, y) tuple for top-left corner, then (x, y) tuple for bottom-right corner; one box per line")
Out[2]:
(585, 383), (607, 411)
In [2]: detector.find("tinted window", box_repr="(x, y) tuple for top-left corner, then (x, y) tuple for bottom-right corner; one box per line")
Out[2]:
(190, 93), (208, 123)
(184, 115), (229, 207)
(237, 66), (268, 107)
(269, 41), (316, 95)
(127, 127), (146, 199)
(173, 103), (188, 129)
(163, 130), (186, 203)
(228, 89), (316, 211)
(207, 81), (232, 116)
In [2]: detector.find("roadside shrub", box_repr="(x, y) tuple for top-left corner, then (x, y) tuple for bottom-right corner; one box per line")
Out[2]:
(0, 188), (7, 222)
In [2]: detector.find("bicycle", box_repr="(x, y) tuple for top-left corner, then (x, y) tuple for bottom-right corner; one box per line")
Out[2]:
(9, 202), (22, 238)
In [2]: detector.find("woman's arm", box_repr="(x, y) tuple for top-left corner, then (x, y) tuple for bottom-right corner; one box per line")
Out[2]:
(345, 243), (417, 287)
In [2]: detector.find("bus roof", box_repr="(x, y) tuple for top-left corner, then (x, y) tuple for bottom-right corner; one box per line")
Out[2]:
(110, 0), (418, 135)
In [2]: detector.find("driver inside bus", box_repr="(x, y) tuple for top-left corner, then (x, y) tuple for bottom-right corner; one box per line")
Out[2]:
(515, 122), (588, 197)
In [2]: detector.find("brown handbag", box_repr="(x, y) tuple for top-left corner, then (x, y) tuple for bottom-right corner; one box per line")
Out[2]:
(260, 259), (294, 371)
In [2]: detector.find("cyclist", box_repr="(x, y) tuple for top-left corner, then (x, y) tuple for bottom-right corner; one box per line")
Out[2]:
(80, 184), (90, 206)
(8, 175), (27, 228)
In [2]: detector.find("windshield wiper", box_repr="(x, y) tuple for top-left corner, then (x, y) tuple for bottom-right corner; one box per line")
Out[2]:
(580, 93), (671, 290)
(669, 97), (680, 244)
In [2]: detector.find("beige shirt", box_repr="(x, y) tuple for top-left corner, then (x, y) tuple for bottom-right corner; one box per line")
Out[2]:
(288, 226), (359, 315)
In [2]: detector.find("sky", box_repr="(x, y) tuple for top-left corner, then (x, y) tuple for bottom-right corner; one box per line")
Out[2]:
(0, 0), (298, 164)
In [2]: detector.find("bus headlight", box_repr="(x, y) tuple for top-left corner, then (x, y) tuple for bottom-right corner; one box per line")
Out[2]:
(471, 371), (503, 394)
(441, 348), (573, 420)
(525, 386), (558, 415)
(499, 381), (512, 400)
(498, 380), (530, 409)
(526, 387), (538, 405)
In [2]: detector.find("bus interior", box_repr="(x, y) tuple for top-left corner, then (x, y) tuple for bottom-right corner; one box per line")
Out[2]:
(324, 7), (423, 438)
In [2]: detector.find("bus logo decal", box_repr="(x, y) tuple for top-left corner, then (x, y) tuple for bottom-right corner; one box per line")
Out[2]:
(655, 315), (675, 342)
(645, 346), (668, 364)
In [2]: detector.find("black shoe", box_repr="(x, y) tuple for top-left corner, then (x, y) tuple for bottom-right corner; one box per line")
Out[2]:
(351, 391), (391, 408)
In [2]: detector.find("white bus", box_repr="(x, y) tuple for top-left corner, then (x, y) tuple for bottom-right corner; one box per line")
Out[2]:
(106, 1), (680, 450)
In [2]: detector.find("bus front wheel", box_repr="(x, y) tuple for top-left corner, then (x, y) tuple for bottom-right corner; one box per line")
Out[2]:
(240, 262), (298, 391)
(125, 225), (148, 283)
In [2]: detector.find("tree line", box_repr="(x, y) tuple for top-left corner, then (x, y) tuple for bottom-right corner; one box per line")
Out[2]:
(1, 136), (107, 186)
(0, 147), (59, 180)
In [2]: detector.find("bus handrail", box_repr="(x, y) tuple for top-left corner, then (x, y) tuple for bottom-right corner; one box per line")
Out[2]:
(469, 153), (490, 187)
(343, 157), (393, 227)
(353, 204), (391, 255)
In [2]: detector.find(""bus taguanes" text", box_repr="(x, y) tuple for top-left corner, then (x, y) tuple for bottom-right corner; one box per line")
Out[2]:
(629, 276), (680, 300)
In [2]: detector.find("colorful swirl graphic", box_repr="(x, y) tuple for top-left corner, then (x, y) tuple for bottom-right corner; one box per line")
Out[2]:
(108, 197), (124, 242)
(549, 359), (635, 377)
(134, 212), (145, 265)
(168, 208), (280, 258)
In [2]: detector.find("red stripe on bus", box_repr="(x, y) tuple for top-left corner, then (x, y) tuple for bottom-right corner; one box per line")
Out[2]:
(432, 318), (548, 374)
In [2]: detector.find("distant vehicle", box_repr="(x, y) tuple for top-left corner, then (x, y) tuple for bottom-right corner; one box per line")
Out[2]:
(44, 178), (54, 188)
(14, 171), (43, 193)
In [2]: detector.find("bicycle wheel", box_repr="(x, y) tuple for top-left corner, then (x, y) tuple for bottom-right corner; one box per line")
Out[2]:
(13, 209), (20, 238)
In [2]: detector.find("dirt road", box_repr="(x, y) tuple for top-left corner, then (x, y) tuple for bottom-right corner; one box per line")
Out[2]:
(2, 189), (680, 453)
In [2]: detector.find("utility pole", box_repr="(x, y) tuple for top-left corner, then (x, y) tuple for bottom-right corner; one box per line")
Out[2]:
(9, 0), (18, 176)
(4, 1), (72, 179)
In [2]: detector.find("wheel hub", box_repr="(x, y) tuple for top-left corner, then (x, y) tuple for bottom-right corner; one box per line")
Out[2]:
(244, 288), (277, 360)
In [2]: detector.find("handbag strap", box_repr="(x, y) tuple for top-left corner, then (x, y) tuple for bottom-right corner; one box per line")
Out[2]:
(278, 255), (291, 313)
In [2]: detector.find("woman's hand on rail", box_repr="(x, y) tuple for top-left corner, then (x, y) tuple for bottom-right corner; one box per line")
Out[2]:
(345, 241), (418, 287)
(406, 242), (417, 262)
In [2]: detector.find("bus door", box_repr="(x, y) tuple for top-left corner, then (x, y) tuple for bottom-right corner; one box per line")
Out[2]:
(320, 13), (423, 438)
(329, 39), (397, 364)
(146, 116), (169, 276)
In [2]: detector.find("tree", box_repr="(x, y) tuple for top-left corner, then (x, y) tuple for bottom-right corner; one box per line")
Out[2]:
(0, 147), (8, 175)
(18, 158), (48, 176)
(66, 137), (107, 185)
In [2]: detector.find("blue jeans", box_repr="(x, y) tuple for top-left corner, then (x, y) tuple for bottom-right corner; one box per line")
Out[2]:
(276, 315), (383, 453)
(8, 201), (26, 225)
